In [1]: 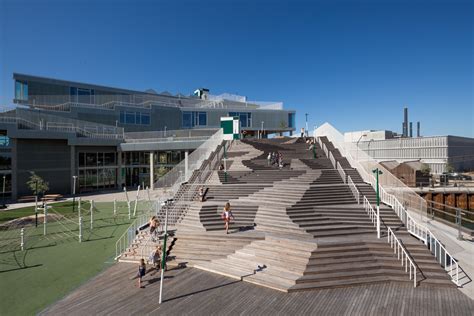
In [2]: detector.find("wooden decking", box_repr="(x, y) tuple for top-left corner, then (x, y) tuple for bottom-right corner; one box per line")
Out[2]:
(40, 262), (474, 315)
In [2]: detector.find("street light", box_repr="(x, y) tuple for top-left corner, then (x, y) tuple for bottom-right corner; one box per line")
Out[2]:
(72, 175), (78, 213)
(372, 168), (383, 239)
(305, 113), (309, 137)
(356, 133), (368, 161)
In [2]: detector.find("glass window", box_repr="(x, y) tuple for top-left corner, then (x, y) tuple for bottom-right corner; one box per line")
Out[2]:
(97, 153), (104, 167)
(288, 113), (295, 128)
(247, 113), (252, 127)
(240, 113), (248, 128)
(15, 81), (28, 101)
(86, 153), (97, 167)
(104, 153), (115, 166)
(141, 113), (150, 125)
(79, 153), (85, 167)
(78, 88), (92, 104)
(198, 112), (207, 126)
(183, 112), (192, 128)
(119, 111), (125, 124)
(125, 112), (136, 124)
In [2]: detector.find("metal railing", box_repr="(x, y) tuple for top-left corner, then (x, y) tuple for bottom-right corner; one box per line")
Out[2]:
(348, 175), (360, 204)
(315, 124), (461, 285)
(114, 212), (150, 260)
(336, 161), (347, 183)
(363, 196), (378, 227)
(387, 227), (418, 287)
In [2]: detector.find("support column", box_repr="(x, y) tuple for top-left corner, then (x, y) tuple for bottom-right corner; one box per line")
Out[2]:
(117, 151), (123, 189)
(11, 138), (17, 201)
(184, 150), (189, 181)
(149, 152), (154, 190)
(70, 145), (75, 192)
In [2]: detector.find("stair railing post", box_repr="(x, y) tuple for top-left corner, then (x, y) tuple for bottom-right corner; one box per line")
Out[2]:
(78, 197), (81, 218)
(133, 185), (140, 216)
(114, 199), (117, 216)
(128, 201), (131, 220)
(159, 203), (169, 304)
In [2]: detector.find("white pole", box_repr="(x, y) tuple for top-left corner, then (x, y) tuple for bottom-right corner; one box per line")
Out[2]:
(377, 205), (381, 239)
(133, 185), (140, 216)
(114, 199), (117, 216)
(147, 187), (151, 202)
(124, 187), (130, 204)
(79, 216), (82, 242)
(128, 201), (131, 220)
(20, 228), (25, 251)
(150, 152), (154, 190)
(159, 206), (168, 304)
(44, 204), (48, 235)
(78, 197), (81, 218)
(90, 200), (93, 230)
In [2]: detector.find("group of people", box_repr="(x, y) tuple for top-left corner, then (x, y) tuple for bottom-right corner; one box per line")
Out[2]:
(267, 152), (284, 168)
(136, 245), (166, 288)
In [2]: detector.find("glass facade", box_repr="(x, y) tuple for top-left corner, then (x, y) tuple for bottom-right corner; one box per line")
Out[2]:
(229, 112), (252, 128)
(15, 80), (28, 101)
(70, 87), (94, 104)
(78, 152), (117, 192)
(119, 111), (151, 125)
(288, 113), (295, 128)
(182, 111), (207, 128)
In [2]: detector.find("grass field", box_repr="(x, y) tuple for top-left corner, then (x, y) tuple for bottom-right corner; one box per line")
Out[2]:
(0, 201), (80, 224)
(0, 201), (152, 315)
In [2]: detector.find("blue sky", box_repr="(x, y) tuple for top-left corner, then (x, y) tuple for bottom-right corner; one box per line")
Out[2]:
(0, 0), (472, 137)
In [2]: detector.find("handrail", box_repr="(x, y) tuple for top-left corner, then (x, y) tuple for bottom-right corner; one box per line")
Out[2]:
(425, 227), (460, 286)
(347, 175), (360, 204)
(387, 227), (417, 287)
(336, 161), (347, 183)
(363, 196), (378, 226)
(114, 212), (150, 260)
(328, 150), (336, 168)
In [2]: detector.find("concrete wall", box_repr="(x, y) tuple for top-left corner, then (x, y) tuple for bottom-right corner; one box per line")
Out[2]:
(15, 139), (71, 197)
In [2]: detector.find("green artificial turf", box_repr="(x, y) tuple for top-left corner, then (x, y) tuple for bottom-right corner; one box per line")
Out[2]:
(0, 201), (88, 224)
(0, 201), (151, 315)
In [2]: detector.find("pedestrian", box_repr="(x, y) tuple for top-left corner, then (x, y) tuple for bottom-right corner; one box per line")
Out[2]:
(149, 245), (161, 269)
(198, 186), (206, 202)
(137, 258), (146, 288)
(300, 127), (305, 138)
(278, 152), (283, 169)
(267, 152), (271, 166)
(221, 202), (235, 234)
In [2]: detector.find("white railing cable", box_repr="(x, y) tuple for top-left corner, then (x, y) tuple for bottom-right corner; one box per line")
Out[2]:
(347, 175), (360, 204)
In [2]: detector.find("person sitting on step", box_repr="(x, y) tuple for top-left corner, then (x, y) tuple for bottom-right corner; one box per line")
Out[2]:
(198, 186), (206, 202)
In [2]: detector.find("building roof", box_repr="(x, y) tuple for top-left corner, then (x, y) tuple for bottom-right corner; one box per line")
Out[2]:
(380, 160), (400, 170)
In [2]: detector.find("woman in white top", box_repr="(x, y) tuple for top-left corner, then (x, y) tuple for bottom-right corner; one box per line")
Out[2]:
(221, 202), (235, 234)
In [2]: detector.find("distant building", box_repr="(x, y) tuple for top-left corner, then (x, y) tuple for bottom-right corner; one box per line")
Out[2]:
(345, 130), (474, 174)
(380, 160), (430, 187)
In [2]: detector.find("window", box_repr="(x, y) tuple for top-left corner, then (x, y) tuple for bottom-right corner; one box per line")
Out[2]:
(119, 111), (150, 125)
(70, 87), (94, 104)
(182, 111), (207, 128)
(229, 112), (252, 128)
(288, 113), (295, 128)
(15, 80), (28, 101)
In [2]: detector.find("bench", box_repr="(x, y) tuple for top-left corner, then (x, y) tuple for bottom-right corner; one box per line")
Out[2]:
(17, 196), (36, 203)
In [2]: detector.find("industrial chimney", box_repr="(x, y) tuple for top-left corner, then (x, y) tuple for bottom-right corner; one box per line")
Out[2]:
(403, 107), (408, 137)
(417, 121), (420, 137)
(409, 122), (413, 138)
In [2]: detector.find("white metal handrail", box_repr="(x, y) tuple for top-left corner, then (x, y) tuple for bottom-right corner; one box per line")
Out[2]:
(387, 227), (417, 287)
(347, 175), (360, 204)
(336, 161), (347, 183)
(363, 196), (378, 226)
(328, 150), (336, 169)
(115, 212), (150, 260)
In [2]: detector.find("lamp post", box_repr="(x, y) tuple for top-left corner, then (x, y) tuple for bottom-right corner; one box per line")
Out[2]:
(305, 113), (309, 137)
(72, 175), (77, 213)
(372, 168), (383, 239)
(261, 121), (264, 139)
(356, 133), (368, 161)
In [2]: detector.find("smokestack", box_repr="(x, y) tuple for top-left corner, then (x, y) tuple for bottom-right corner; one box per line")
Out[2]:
(403, 107), (408, 137)
(409, 122), (413, 138)
(417, 121), (420, 137)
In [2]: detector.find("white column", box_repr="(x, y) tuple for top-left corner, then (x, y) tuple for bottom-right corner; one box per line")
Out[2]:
(184, 150), (189, 181)
(149, 152), (154, 190)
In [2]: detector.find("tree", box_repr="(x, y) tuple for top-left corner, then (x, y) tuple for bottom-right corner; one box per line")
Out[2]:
(156, 166), (168, 178)
(445, 163), (455, 173)
(278, 121), (287, 136)
(26, 172), (49, 196)
(420, 163), (431, 176)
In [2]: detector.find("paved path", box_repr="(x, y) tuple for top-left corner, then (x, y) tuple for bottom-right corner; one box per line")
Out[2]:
(41, 263), (474, 316)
